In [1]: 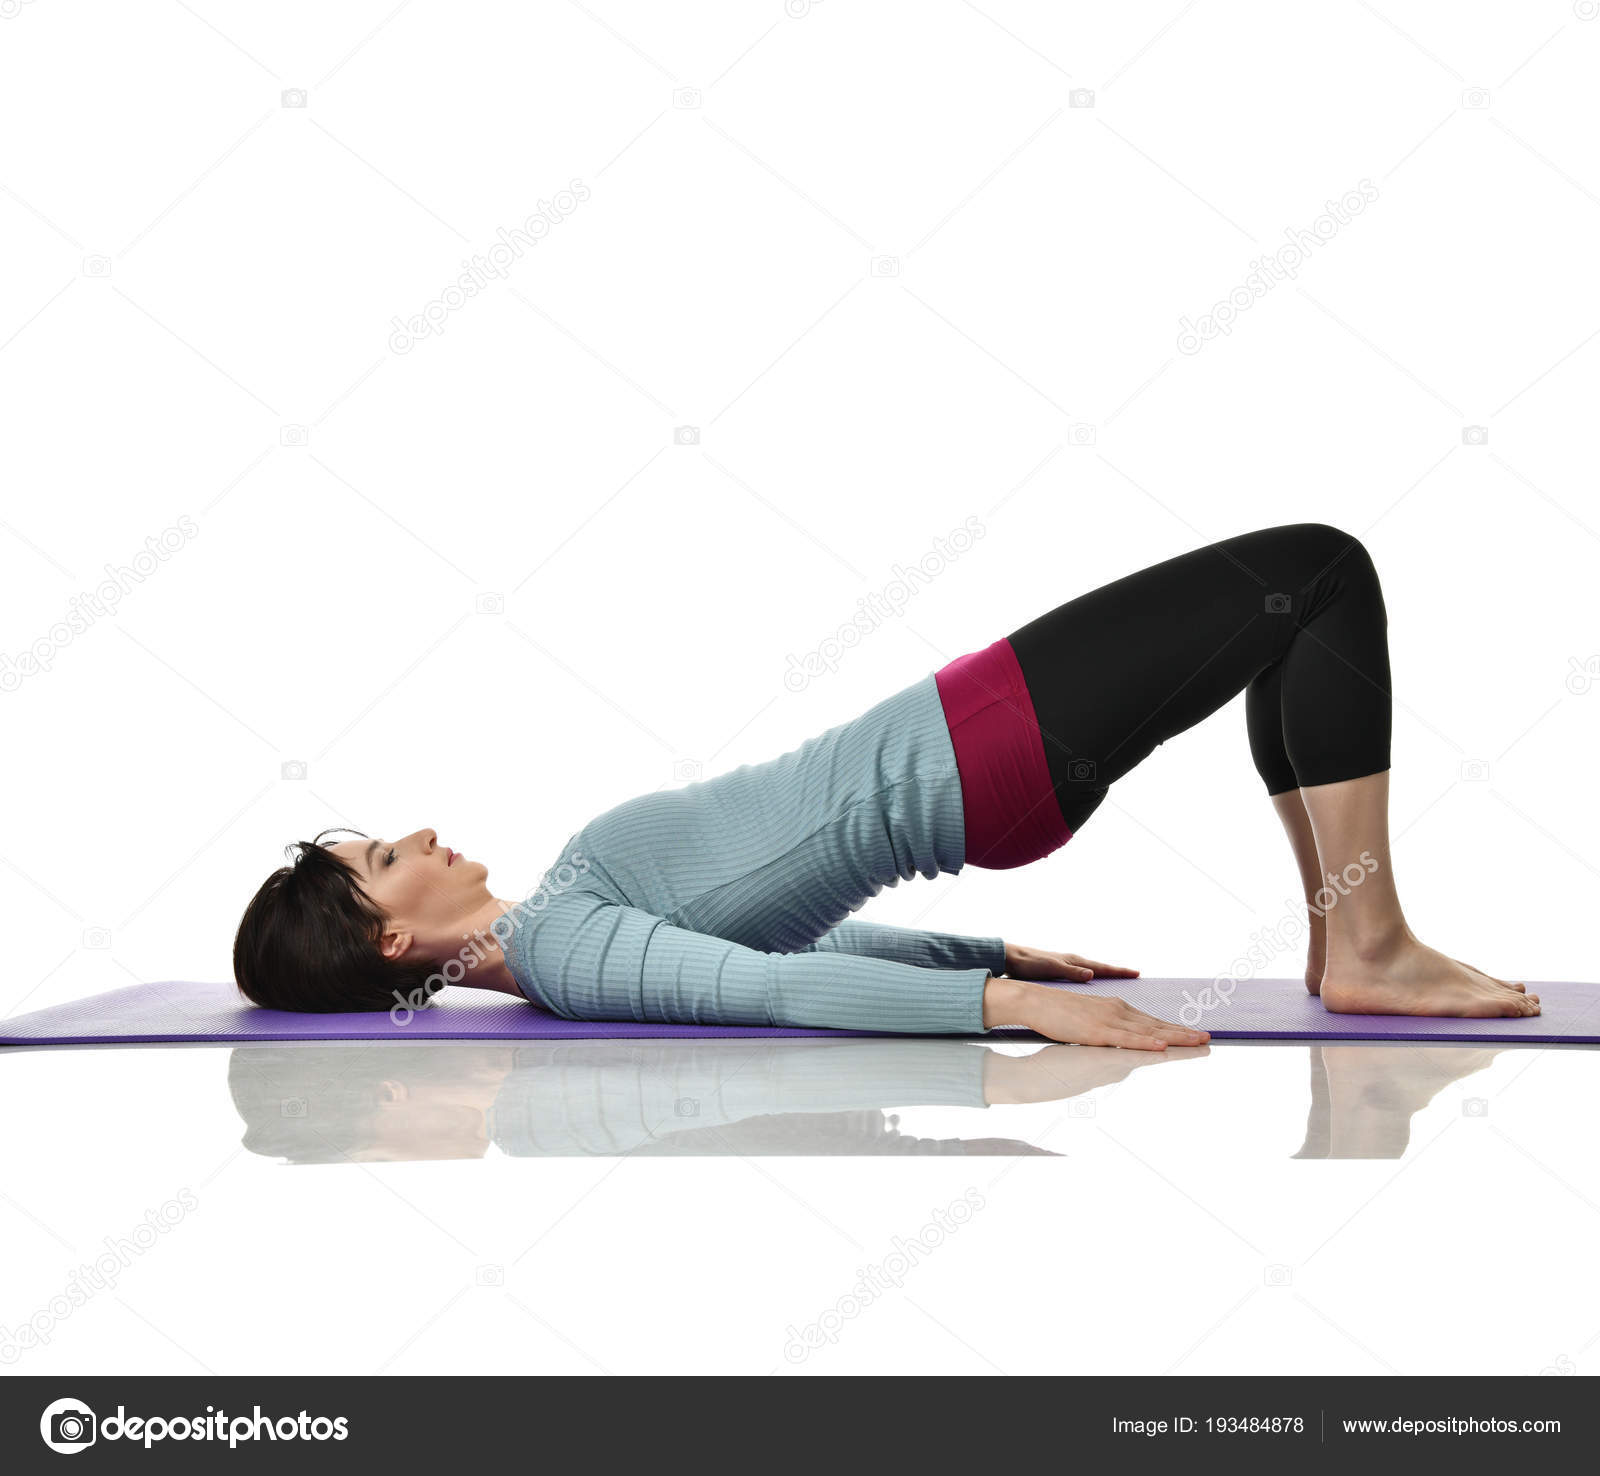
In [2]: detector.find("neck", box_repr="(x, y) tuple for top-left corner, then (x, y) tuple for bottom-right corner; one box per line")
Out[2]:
(452, 897), (522, 997)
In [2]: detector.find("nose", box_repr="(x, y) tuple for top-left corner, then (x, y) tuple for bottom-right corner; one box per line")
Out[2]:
(401, 829), (437, 854)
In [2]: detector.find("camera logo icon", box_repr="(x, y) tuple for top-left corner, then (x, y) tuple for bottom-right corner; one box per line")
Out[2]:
(82, 255), (112, 278)
(1459, 759), (1490, 782)
(40, 1399), (97, 1453)
(1263, 1264), (1293, 1287)
(280, 760), (308, 781)
(870, 255), (901, 277)
(1067, 758), (1097, 783)
(1463, 1097), (1489, 1118)
(674, 758), (704, 783)
(673, 87), (702, 109)
(280, 424), (309, 447)
(81, 927), (112, 950)
(476, 592), (504, 614)
(1461, 87), (1490, 109)
(1461, 424), (1488, 446)
(1566, 654), (1600, 695)
(1265, 592), (1292, 614)
(675, 1096), (700, 1118)
(1067, 422), (1096, 446)
(281, 88), (308, 108)
(1069, 88), (1096, 108)
(673, 425), (700, 445)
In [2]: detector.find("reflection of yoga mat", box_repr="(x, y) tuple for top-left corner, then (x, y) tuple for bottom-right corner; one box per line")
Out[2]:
(2, 979), (1598, 1047)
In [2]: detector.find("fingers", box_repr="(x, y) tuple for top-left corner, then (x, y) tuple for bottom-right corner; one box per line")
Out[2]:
(1113, 1000), (1210, 1046)
(1130, 1012), (1201, 1041)
(1120, 1000), (1203, 1036)
(1150, 1023), (1210, 1045)
(1019, 952), (1094, 981)
(1034, 993), (1211, 1049)
(1106, 1030), (1169, 1051)
(1065, 955), (1140, 978)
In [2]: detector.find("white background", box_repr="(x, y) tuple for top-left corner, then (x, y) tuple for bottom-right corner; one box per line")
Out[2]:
(2, 0), (1597, 1379)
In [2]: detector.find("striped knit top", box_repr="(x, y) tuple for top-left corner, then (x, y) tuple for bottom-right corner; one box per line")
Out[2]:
(496, 674), (1004, 1034)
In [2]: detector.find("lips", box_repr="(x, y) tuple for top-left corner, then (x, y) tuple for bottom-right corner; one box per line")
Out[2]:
(445, 848), (457, 867)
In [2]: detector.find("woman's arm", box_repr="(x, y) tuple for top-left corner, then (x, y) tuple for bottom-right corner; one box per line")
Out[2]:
(518, 896), (1206, 1047)
(798, 923), (1141, 987)
(793, 919), (1006, 976)
(524, 895), (990, 1034)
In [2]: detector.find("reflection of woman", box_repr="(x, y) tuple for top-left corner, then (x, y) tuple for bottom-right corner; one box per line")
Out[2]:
(225, 1040), (1201, 1163)
(234, 525), (1534, 1044)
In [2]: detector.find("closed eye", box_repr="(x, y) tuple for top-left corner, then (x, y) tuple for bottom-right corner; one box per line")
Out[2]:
(383, 848), (397, 867)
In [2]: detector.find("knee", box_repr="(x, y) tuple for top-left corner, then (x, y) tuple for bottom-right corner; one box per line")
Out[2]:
(1288, 523), (1377, 582)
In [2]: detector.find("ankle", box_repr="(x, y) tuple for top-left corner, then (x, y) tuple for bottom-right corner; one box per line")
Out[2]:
(1327, 921), (1412, 966)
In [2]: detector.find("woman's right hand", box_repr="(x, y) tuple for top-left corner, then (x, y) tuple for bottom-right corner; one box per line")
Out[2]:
(983, 977), (1209, 1050)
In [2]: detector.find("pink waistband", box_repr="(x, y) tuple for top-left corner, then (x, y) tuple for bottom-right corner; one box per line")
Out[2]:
(934, 637), (1071, 870)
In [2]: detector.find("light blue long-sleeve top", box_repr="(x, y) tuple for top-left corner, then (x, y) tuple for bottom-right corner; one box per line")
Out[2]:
(496, 673), (1004, 1034)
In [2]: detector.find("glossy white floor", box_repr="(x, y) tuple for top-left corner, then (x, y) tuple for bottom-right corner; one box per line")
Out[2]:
(2, 1035), (1594, 1377)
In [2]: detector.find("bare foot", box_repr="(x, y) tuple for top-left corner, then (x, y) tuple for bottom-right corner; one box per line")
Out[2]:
(1451, 956), (1527, 993)
(1322, 940), (1541, 1018)
(1305, 911), (1326, 995)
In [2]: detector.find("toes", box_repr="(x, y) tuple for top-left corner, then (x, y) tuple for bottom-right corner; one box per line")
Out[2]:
(1459, 957), (1520, 990)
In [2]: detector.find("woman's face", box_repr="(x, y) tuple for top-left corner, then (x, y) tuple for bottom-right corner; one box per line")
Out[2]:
(327, 829), (491, 963)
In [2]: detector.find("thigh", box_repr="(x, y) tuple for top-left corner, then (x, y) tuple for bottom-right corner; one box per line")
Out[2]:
(1006, 527), (1326, 824)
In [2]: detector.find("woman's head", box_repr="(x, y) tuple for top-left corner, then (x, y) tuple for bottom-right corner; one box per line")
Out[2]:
(233, 828), (495, 1012)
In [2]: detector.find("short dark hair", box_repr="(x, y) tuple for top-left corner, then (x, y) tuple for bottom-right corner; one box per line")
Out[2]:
(233, 829), (441, 1012)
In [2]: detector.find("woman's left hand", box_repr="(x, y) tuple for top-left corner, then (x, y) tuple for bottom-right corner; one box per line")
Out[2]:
(1002, 942), (1140, 983)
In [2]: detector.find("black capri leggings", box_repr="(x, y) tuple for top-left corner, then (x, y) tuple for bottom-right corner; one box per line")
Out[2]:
(1006, 523), (1393, 833)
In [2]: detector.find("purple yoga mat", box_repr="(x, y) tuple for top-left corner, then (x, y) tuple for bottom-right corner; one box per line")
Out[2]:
(1, 978), (1596, 1048)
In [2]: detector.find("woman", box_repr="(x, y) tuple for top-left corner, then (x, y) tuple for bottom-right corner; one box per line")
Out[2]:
(233, 524), (1537, 1048)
